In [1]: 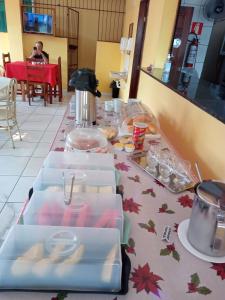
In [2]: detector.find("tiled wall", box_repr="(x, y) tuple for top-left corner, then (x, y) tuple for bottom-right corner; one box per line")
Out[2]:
(181, 0), (214, 77)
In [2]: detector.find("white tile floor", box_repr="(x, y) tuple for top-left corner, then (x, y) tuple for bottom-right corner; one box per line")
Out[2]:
(0, 94), (69, 236)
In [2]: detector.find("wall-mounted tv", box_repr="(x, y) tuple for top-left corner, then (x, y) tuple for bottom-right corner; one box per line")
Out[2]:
(23, 12), (53, 35)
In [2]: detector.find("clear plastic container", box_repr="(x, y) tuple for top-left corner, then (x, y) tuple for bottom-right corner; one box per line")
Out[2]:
(0, 225), (121, 291)
(65, 128), (108, 153)
(33, 168), (116, 194)
(43, 151), (115, 171)
(120, 101), (160, 136)
(22, 191), (123, 238)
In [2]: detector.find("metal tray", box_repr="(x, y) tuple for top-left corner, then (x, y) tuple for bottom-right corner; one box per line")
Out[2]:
(128, 151), (195, 194)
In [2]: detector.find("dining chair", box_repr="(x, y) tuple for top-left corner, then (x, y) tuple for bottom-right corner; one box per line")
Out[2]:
(0, 65), (5, 77)
(49, 56), (62, 102)
(0, 78), (22, 149)
(25, 63), (48, 106)
(2, 52), (11, 68)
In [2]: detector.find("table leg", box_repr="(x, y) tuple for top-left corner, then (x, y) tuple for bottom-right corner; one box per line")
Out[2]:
(21, 81), (26, 101)
(49, 85), (52, 104)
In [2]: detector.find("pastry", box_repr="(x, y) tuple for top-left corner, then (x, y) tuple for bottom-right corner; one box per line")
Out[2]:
(11, 243), (44, 276)
(113, 143), (124, 151)
(101, 244), (118, 283)
(125, 143), (135, 153)
(119, 136), (132, 144)
(55, 244), (85, 277)
(32, 243), (64, 277)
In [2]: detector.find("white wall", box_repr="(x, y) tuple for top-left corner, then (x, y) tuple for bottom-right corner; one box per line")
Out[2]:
(181, 0), (214, 77)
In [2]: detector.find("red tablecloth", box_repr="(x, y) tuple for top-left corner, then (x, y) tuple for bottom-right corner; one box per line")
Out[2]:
(5, 61), (58, 87)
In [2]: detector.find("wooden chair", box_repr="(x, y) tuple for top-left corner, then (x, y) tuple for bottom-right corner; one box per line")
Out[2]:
(0, 78), (22, 148)
(0, 65), (5, 77)
(2, 53), (27, 101)
(48, 56), (62, 103)
(2, 53), (11, 68)
(25, 63), (48, 106)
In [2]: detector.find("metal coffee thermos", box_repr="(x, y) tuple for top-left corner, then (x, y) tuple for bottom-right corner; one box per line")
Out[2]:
(69, 68), (101, 126)
(75, 90), (96, 125)
(187, 180), (225, 257)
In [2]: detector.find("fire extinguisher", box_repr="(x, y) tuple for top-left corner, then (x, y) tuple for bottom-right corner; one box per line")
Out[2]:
(181, 32), (199, 87)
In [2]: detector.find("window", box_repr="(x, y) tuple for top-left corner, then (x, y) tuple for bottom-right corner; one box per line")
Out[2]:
(0, 0), (7, 32)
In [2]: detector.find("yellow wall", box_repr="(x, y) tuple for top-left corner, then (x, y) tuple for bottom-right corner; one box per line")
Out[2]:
(77, 9), (98, 70)
(123, 0), (225, 179)
(95, 41), (121, 94)
(22, 34), (68, 89)
(0, 33), (9, 65)
(4, 0), (24, 61)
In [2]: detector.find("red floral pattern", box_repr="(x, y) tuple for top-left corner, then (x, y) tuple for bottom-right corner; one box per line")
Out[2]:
(178, 195), (193, 208)
(160, 243), (180, 261)
(128, 175), (140, 183)
(173, 223), (179, 232)
(67, 116), (75, 120)
(158, 203), (175, 214)
(125, 238), (136, 255)
(139, 219), (157, 235)
(211, 263), (225, 280)
(130, 263), (163, 297)
(142, 188), (156, 197)
(115, 162), (131, 172)
(123, 198), (142, 214)
(54, 147), (64, 152)
(187, 273), (211, 295)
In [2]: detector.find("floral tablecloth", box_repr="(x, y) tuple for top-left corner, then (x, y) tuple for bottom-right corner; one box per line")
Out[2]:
(1, 105), (224, 300)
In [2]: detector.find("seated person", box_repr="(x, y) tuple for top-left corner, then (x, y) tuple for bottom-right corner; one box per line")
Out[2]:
(29, 41), (49, 64)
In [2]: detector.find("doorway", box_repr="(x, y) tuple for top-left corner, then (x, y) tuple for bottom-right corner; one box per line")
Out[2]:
(129, 0), (149, 98)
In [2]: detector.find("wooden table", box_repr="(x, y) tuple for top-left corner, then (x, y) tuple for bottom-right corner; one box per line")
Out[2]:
(5, 61), (61, 103)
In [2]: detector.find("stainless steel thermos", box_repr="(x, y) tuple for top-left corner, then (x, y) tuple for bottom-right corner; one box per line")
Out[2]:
(75, 90), (96, 126)
(187, 180), (225, 257)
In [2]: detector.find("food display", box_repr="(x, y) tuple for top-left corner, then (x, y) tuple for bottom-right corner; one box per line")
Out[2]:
(43, 151), (115, 171)
(33, 168), (116, 194)
(0, 225), (121, 291)
(65, 128), (108, 153)
(118, 100), (160, 136)
(23, 191), (124, 238)
(122, 113), (159, 135)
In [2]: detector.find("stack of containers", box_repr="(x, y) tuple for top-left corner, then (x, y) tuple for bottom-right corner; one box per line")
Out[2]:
(0, 152), (124, 293)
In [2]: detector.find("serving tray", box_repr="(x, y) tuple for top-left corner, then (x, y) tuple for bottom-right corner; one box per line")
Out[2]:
(128, 151), (195, 193)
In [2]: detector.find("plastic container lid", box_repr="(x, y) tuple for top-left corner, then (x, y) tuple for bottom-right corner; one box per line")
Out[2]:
(23, 191), (124, 238)
(65, 128), (108, 152)
(196, 180), (225, 209)
(0, 225), (121, 291)
(33, 168), (116, 194)
(43, 151), (115, 170)
(133, 122), (148, 129)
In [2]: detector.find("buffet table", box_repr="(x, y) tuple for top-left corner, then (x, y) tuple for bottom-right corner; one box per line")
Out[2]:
(1, 103), (224, 300)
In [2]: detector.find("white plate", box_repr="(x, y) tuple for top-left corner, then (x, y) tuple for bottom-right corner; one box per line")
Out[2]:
(178, 219), (225, 263)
